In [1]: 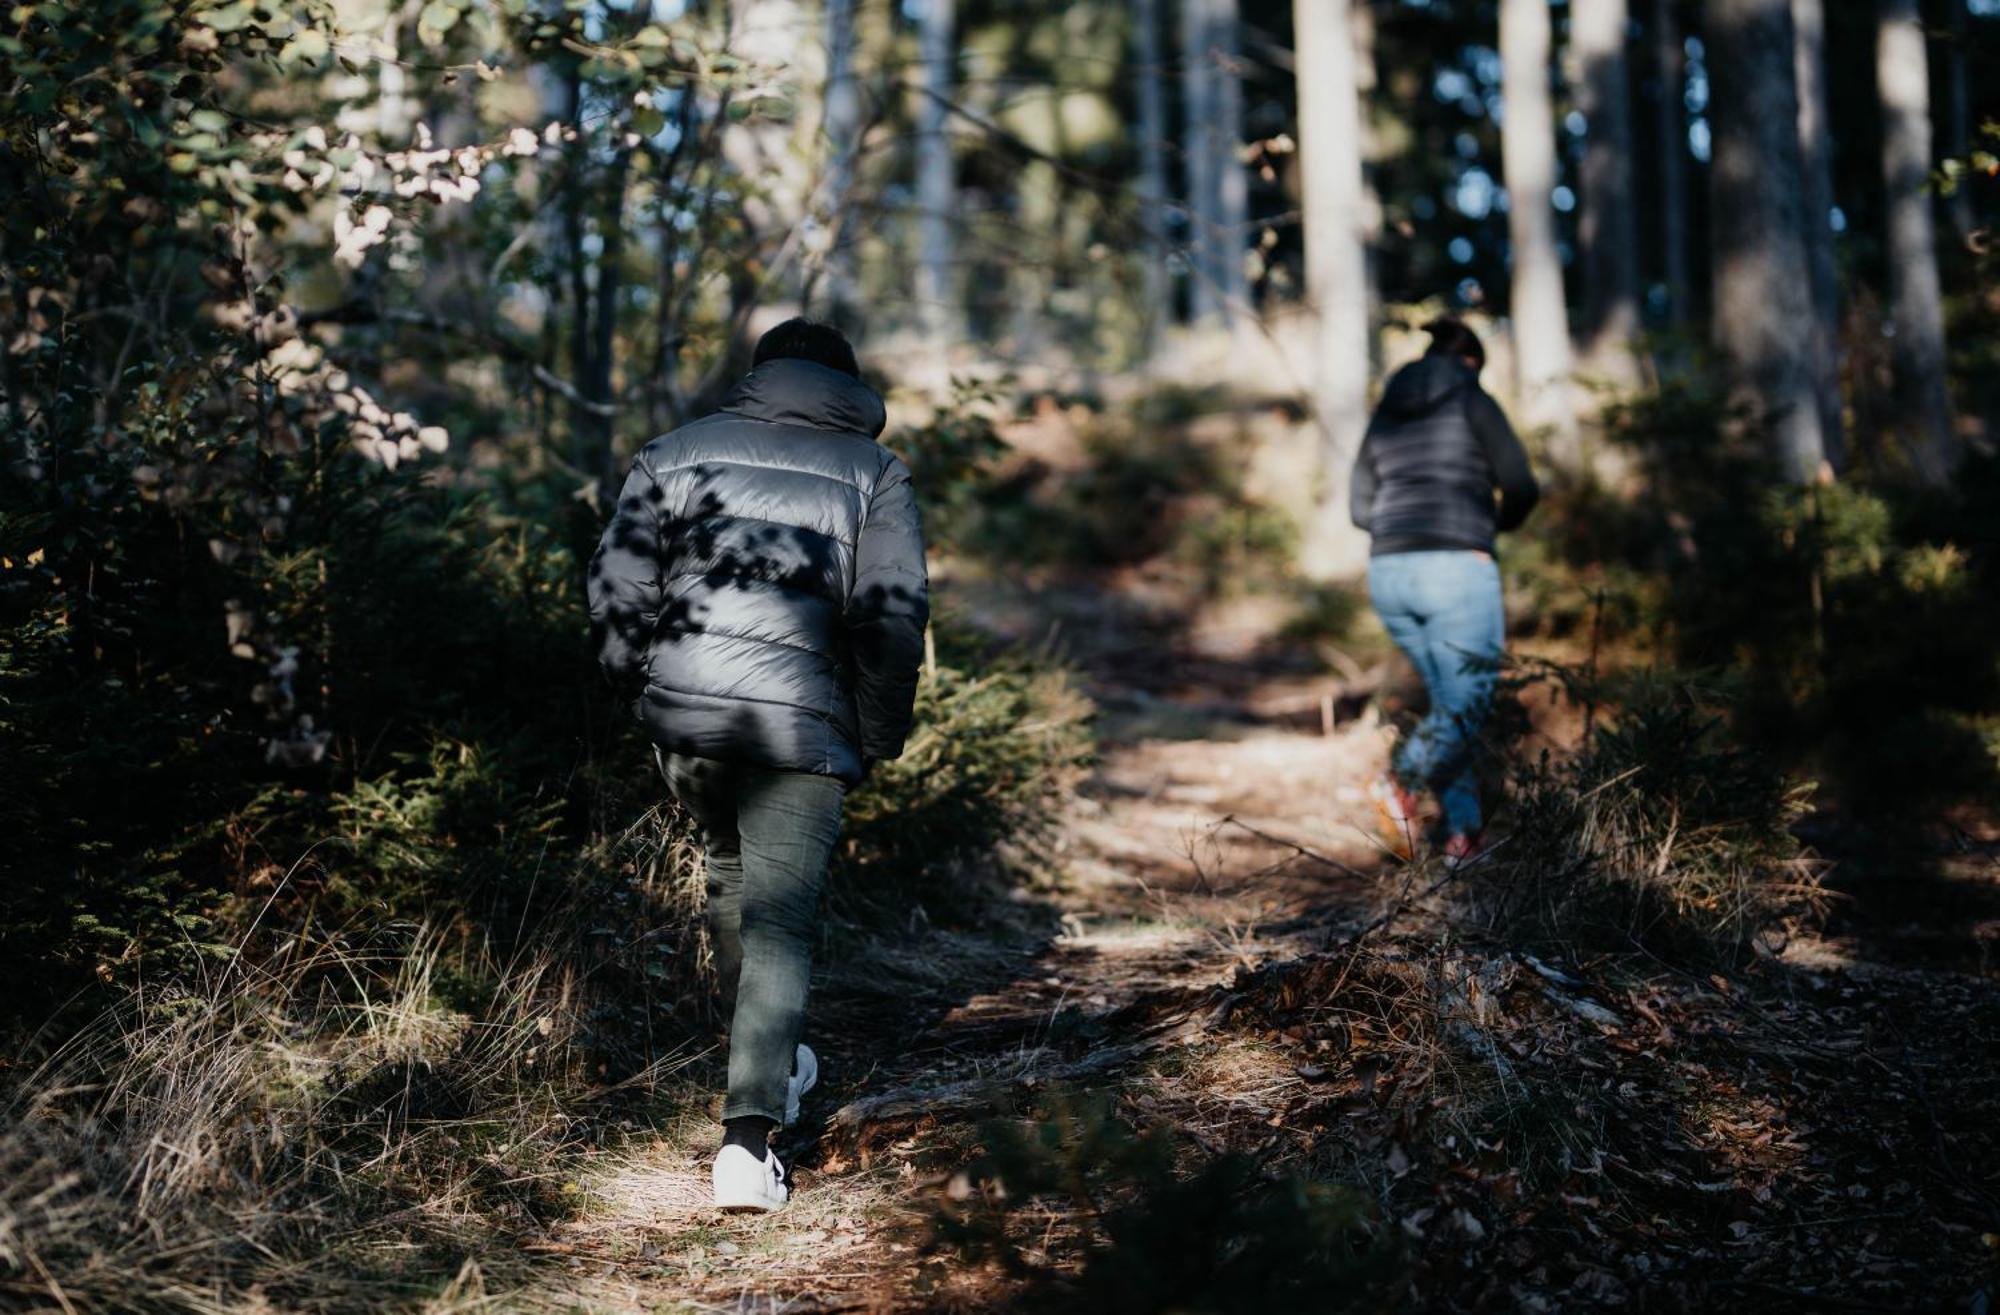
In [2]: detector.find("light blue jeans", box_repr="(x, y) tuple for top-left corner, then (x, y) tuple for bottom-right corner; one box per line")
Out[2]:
(1367, 550), (1505, 836)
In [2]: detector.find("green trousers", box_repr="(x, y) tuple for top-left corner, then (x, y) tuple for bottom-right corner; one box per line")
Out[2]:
(660, 752), (845, 1125)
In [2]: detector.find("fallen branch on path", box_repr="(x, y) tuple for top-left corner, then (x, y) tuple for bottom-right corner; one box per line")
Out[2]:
(1200, 815), (1510, 940)
(826, 1041), (1159, 1136)
(1208, 815), (1375, 883)
(826, 995), (1215, 1140)
(1191, 837), (1517, 1030)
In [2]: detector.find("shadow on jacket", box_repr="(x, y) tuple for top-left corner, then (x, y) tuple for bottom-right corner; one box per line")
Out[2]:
(587, 358), (929, 783)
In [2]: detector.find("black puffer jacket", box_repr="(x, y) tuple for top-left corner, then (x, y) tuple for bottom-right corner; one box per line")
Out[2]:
(587, 359), (929, 784)
(1349, 356), (1540, 556)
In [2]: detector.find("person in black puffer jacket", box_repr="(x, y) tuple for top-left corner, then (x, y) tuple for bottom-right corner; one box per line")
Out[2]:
(588, 319), (928, 1212)
(1351, 317), (1539, 866)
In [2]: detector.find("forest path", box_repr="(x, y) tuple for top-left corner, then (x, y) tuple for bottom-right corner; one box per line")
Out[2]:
(542, 579), (1413, 1311)
(533, 576), (2000, 1313)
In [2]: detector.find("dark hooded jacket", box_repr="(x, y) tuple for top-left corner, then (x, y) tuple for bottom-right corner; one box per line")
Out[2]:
(587, 358), (929, 784)
(1349, 356), (1540, 556)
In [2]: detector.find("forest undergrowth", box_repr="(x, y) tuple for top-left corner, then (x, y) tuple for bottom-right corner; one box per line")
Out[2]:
(765, 385), (2000, 1313)
(4, 3), (1997, 1310)
(5, 379), (1999, 1313)
(853, 662), (1998, 1314)
(0, 613), (1094, 1314)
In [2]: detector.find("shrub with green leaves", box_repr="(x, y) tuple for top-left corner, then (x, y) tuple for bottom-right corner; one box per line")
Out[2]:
(0, 0), (818, 1015)
(956, 405), (1238, 570)
(886, 378), (1013, 556)
(844, 654), (1093, 886)
(1533, 386), (2000, 836)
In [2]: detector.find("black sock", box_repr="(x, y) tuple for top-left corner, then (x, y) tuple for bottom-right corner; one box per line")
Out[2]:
(722, 1115), (776, 1158)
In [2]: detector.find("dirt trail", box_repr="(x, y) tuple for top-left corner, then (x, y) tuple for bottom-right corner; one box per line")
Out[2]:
(536, 580), (2000, 1314)
(536, 587), (1404, 1310)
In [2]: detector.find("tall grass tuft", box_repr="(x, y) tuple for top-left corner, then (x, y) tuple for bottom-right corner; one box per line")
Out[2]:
(1471, 667), (1825, 966)
(0, 911), (701, 1313)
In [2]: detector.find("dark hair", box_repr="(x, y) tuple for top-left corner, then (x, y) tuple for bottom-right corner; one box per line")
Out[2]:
(1422, 316), (1485, 370)
(752, 317), (861, 378)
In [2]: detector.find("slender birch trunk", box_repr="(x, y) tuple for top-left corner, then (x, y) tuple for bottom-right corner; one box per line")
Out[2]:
(822, 0), (861, 326)
(1181, 0), (1221, 322)
(1134, 0), (1172, 350)
(1653, 0), (1690, 326)
(1212, 0), (1249, 318)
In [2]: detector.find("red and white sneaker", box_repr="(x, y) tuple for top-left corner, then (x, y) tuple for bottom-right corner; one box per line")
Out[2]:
(1442, 831), (1486, 869)
(1370, 776), (1423, 857)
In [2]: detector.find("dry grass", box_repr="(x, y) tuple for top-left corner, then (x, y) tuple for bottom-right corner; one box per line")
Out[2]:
(1469, 668), (1830, 965)
(0, 805), (714, 1314)
(0, 647), (1090, 1313)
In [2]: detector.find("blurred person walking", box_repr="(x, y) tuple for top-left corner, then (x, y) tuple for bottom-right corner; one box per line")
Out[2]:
(1350, 318), (1540, 864)
(588, 319), (929, 1211)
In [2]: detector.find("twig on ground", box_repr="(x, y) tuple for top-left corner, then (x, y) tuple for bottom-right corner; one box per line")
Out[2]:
(1317, 838), (1511, 953)
(827, 1042), (1157, 1136)
(1209, 815), (1375, 883)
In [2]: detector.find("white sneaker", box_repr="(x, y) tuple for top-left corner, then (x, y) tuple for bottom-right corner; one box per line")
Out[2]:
(785, 1043), (818, 1127)
(711, 1143), (788, 1212)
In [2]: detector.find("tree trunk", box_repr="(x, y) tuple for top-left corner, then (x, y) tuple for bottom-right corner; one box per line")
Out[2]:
(586, 148), (632, 494)
(1791, 0), (1844, 467)
(1708, 0), (1825, 483)
(1944, 0), (1972, 242)
(1006, 160), (1058, 356)
(1212, 0), (1249, 318)
(1294, 0), (1373, 579)
(916, 0), (958, 344)
(821, 0), (861, 328)
(1653, 0), (1691, 329)
(1134, 0), (1172, 350)
(721, 0), (816, 346)
(1352, 0), (1384, 372)
(1499, 0), (1578, 460)
(1574, 0), (1642, 379)
(1877, 0), (1958, 484)
(1181, 0), (1221, 322)
(561, 66), (600, 480)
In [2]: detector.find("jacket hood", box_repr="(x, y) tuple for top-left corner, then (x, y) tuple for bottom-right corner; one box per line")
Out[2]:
(1376, 355), (1476, 420)
(719, 358), (888, 438)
